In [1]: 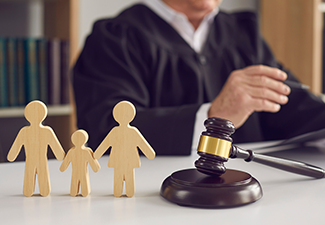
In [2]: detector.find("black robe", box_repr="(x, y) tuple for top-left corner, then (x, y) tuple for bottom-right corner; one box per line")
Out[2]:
(73, 4), (325, 155)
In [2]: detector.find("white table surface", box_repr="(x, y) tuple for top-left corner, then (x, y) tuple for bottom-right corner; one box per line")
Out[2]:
(1, 145), (325, 225)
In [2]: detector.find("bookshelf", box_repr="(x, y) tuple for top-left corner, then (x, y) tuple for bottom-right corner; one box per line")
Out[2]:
(0, 0), (79, 160)
(260, 0), (323, 94)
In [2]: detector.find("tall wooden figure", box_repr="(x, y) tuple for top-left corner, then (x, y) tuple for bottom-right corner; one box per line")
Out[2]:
(60, 129), (100, 197)
(7, 100), (65, 197)
(94, 101), (156, 197)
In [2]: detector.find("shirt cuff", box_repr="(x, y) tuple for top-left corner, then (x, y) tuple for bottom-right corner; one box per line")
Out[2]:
(192, 103), (211, 150)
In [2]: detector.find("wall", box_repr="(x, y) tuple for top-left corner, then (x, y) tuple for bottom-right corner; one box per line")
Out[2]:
(220, 0), (258, 12)
(0, 1), (43, 37)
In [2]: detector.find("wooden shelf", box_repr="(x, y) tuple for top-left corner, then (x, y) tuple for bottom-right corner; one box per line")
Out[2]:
(260, 0), (323, 94)
(0, 105), (72, 118)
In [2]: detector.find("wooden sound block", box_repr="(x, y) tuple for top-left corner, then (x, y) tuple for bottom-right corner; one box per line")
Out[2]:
(160, 168), (262, 208)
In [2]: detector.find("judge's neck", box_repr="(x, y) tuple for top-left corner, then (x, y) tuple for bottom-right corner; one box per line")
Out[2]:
(188, 17), (205, 30)
(162, 1), (214, 30)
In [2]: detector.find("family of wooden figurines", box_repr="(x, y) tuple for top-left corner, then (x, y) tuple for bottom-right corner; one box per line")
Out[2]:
(7, 100), (156, 197)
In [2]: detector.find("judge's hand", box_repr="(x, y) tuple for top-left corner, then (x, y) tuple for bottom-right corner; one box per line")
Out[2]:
(208, 65), (291, 128)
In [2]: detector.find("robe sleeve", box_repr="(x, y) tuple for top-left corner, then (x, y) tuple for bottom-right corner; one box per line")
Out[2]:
(233, 12), (325, 142)
(73, 19), (198, 155)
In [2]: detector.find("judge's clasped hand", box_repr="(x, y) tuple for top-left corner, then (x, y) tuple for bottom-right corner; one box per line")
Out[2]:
(208, 65), (291, 128)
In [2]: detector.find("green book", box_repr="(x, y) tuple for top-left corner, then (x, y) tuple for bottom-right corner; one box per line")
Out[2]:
(6, 38), (18, 106)
(37, 38), (48, 104)
(24, 38), (39, 103)
(0, 37), (8, 107)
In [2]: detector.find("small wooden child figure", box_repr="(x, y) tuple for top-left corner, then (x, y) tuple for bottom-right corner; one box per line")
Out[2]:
(7, 100), (65, 197)
(60, 129), (100, 197)
(94, 101), (156, 197)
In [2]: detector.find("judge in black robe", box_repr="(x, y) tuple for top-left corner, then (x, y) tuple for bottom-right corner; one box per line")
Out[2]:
(73, 4), (325, 155)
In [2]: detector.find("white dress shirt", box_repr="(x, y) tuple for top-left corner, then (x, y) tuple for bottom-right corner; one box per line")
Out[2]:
(141, 0), (218, 149)
(141, 0), (219, 53)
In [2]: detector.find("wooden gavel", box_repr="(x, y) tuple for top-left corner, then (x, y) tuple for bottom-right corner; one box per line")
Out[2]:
(195, 117), (325, 179)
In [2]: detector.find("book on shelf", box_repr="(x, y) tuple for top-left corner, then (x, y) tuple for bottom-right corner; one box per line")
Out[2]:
(24, 38), (39, 103)
(6, 38), (18, 106)
(16, 38), (26, 106)
(60, 40), (70, 105)
(48, 38), (61, 105)
(0, 37), (8, 107)
(37, 38), (48, 104)
(0, 37), (70, 108)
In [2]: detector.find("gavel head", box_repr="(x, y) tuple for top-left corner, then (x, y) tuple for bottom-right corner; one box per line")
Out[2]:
(194, 117), (235, 176)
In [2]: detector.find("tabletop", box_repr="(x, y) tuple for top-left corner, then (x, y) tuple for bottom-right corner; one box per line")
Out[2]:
(1, 144), (325, 225)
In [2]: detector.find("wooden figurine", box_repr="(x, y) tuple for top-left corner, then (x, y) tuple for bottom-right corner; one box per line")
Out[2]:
(60, 129), (100, 197)
(94, 101), (155, 197)
(7, 100), (65, 197)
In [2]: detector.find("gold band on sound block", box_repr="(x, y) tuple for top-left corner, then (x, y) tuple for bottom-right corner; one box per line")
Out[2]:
(197, 135), (232, 158)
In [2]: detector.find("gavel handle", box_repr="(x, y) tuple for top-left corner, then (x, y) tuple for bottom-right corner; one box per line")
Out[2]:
(231, 145), (325, 179)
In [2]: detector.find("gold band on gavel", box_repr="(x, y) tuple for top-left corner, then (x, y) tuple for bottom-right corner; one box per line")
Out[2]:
(197, 135), (232, 158)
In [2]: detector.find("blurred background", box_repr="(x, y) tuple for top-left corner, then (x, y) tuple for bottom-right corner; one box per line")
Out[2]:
(0, 0), (323, 162)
